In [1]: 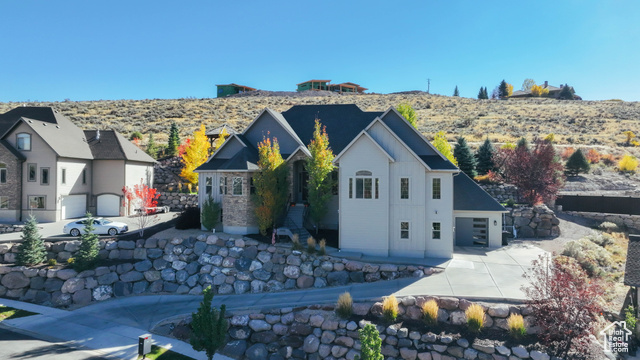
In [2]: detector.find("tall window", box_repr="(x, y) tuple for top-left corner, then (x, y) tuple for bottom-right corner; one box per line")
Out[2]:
(432, 178), (441, 199)
(232, 177), (243, 195)
(205, 177), (212, 196)
(400, 221), (409, 239)
(349, 170), (379, 199)
(400, 178), (409, 199)
(0, 163), (6, 184)
(16, 133), (31, 151)
(0, 196), (8, 209)
(28, 163), (36, 182)
(41, 168), (50, 185)
(219, 177), (227, 195)
(432, 222), (441, 239)
(82, 169), (87, 184)
(29, 196), (45, 209)
(61, 168), (66, 184)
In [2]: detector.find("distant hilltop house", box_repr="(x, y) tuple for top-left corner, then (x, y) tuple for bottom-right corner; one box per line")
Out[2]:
(216, 83), (256, 98)
(0, 107), (155, 223)
(510, 81), (577, 99)
(195, 104), (505, 259)
(296, 80), (367, 94)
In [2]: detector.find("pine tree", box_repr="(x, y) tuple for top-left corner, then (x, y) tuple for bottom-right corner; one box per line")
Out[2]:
(454, 136), (477, 178)
(396, 102), (418, 128)
(306, 120), (335, 231)
(478, 87), (485, 99)
(431, 131), (458, 166)
(558, 84), (574, 100)
(146, 133), (158, 159)
(167, 121), (180, 157)
(201, 196), (220, 231)
(565, 149), (590, 176)
(74, 213), (100, 272)
(483, 87), (489, 99)
(253, 137), (289, 235)
(475, 138), (495, 175)
(354, 323), (384, 360)
(499, 80), (508, 98)
(517, 137), (529, 149)
(190, 286), (227, 360)
(453, 86), (459, 97)
(16, 215), (47, 266)
(180, 124), (211, 185)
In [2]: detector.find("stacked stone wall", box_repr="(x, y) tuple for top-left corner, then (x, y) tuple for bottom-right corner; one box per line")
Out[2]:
(0, 235), (437, 308)
(157, 192), (198, 211)
(479, 184), (521, 204)
(564, 211), (640, 230)
(504, 205), (560, 238)
(0, 224), (23, 234)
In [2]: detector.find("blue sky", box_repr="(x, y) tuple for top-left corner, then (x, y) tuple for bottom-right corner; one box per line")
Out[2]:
(1, 1), (638, 102)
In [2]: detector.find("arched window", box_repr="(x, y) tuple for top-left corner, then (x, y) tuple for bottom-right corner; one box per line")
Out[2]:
(16, 133), (31, 151)
(0, 163), (6, 184)
(349, 170), (379, 199)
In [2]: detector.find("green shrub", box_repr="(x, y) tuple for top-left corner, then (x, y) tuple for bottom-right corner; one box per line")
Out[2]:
(505, 198), (516, 207)
(201, 196), (220, 231)
(584, 232), (614, 247)
(598, 221), (619, 233)
(507, 313), (527, 339)
(67, 257), (75, 265)
(562, 239), (612, 277)
(421, 299), (439, 326)
(354, 323), (383, 360)
(74, 213), (100, 272)
(47, 258), (57, 266)
(382, 296), (398, 323)
(336, 292), (353, 319)
(16, 215), (47, 266)
(466, 304), (485, 333)
(625, 305), (637, 332)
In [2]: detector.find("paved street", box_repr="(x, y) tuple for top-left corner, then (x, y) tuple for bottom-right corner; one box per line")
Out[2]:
(0, 327), (110, 360)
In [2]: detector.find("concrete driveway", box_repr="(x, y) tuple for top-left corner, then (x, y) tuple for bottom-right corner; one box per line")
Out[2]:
(0, 212), (178, 243)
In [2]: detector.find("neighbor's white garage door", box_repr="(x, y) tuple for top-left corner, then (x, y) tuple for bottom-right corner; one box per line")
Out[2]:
(97, 194), (120, 216)
(61, 195), (87, 219)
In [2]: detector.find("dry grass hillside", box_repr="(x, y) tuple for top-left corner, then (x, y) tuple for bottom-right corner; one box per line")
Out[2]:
(2, 92), (640, 151)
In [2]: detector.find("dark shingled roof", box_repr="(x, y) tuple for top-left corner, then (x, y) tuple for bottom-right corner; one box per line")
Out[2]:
(282, 104), (383, 155)
(85, 130), (155, 163)
(419, 155), (458, 170)
(196, 146), (259, 171)
(453, 172), (506, 212)
(0, 140), (26, 161)
(0, 107), (60, 137)
(625, 235), (640, 287)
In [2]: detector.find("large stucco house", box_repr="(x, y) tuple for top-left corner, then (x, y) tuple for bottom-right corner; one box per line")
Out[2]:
(196, 104), (505, 258)
(0, 107), (155, 223)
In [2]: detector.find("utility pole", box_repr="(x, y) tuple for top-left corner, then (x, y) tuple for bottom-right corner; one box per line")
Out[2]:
(426, 78), (431, 94)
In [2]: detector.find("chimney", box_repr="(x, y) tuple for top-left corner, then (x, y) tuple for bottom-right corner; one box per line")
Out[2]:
(544, 81), (548, 88)
(96, 130), (100, 141)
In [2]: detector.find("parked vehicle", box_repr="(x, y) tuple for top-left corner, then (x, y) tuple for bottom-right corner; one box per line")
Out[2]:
(63, 218), (129, 237)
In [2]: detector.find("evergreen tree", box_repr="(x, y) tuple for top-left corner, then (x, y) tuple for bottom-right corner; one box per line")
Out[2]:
(453, 136), (477, 178)
(354, 324), (384, 360)
(565, 149), (590, 176)
(167, 121), (180, 157)
(453, 86), (459, 97)
(558, 84), (574, 100)
(129, 131), (143, 141)
(306, 120), (335, 232)
(475, 138), (495, 175)
(16, 215), (47, 266)
(499, 80), (508, 98)
(431, 131), (458, 166)
(517, 137), (529, 149)
(146, 133), (158, 159)
(396, 102), (418, 128)
(190, 286), (227, 360)
(201, 196), (221, 231)
(74, 213), (100, 272)
(478, 87), (484, 99)
(484, 87), (489, 99)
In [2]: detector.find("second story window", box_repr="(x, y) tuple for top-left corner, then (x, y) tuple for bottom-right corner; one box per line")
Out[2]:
(400, 178), (409, 199)
(432, 178), (441, 199)
(350, 170), (379, 199)
(61, 168), (66, 184)
(16, 133), (31, 151)
(82, 169), (87, 184)
(41, 168), (50, 185)
(28, 164), (36, 182)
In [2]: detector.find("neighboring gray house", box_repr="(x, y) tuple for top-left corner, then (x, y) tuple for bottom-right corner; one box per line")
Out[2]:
(0, 107), (155, 223)
(195, 104), (506, 259)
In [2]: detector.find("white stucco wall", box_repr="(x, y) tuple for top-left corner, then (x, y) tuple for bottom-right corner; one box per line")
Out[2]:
(57, 157), (91, 200)
(125, 161), (154, 188)
(425, 171), (455, 258)
(93, 160), (125, 195)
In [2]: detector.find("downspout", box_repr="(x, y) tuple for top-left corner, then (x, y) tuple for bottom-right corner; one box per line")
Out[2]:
(18, 158), (24, 221)
(451, 170), (461, 254)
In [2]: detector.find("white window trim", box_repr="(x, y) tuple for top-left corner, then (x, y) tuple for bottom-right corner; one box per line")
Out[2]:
(432, 178), (441, 200)
(219, 177), (227, 195)
(400, 177), (410, 200)
(205, 176), (213, 196)
(16, 133), (31, 151)
(232, 177), (243, 196)
(400, 221), (410, 240)
(432, 222), (441, 240)
(350, 170), (378, 200)
(28, 195), (46, 209)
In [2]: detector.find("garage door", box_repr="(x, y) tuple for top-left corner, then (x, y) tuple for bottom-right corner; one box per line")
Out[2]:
(61, 195), (87, 219)
(455, 217), (488, 246)
(97, 194), (120, 216)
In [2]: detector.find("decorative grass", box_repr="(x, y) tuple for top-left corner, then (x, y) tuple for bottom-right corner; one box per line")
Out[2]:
(0, 306), (37, 322)
(291, 233), (303, 251)
(465, 304), (485, 333)
(421, 299), (439, 326)
(318, 239), (327, 255)
(507, 313), (527, 339)
(336, 292), (353, 319)
(306, 236), (316, 254)
(382, 295), (399, 323)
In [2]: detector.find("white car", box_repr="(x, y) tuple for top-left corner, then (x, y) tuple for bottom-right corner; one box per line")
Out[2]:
(63, 218), (129, 237)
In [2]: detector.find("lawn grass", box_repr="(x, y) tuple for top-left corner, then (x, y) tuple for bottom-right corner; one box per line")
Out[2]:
(0, 306), (38, 322)
(137, 345), (195, 360)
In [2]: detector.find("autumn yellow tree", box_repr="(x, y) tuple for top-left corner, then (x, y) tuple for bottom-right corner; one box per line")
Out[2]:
(431, 131), (458, 166)
(180, 124), (211, 185)
(253, 137), (289, 235)
(531, 84), (549, 97)
(306, 120), (335, 231)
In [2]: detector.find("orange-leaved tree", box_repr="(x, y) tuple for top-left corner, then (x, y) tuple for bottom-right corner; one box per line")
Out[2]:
(122, 180), (160, 236)
(306, 119), (335, 232)
(180, 124), (211, 185)
(253, 136), (289, 235)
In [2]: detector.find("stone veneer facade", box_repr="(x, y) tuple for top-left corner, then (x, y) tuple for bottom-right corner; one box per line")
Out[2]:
(222, 172), (258, 231)
(0, 144), (22, 221)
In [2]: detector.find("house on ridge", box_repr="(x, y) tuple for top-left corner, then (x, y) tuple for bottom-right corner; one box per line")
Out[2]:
(216, 83), (257, 98)
(195, 104), (506, 259)
(0, 107), (155, 223)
